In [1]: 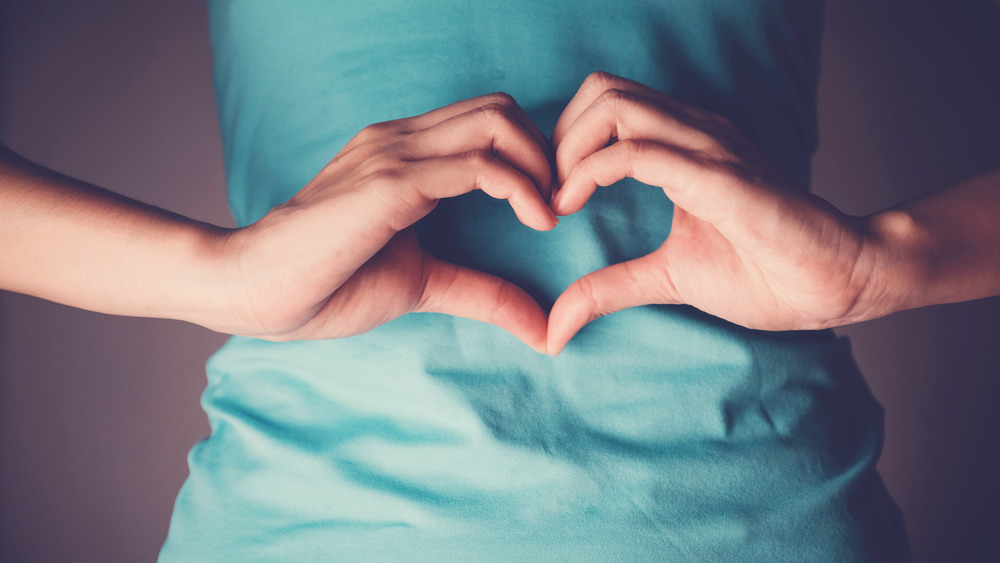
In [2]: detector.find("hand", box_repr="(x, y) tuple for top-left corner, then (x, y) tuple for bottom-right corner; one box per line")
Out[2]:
(547, 72), (876, 354)
(222, 93), (558, 352)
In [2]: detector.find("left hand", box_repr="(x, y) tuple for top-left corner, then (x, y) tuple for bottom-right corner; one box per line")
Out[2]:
(221, 93), (557, 351)
(547, 72), (876, 354)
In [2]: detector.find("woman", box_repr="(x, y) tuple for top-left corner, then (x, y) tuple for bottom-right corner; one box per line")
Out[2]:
(20, 0), (1000, 559)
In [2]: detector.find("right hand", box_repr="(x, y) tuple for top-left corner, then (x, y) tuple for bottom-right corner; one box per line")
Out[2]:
(546, 72), (875, 354)
(221, 93), (557, 352)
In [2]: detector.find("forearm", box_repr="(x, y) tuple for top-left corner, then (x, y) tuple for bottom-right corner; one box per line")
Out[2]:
(858, 167), (1000, 321)
(0, 145), (235, 330)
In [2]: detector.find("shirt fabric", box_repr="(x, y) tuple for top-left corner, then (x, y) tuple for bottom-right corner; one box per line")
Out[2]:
(160, 1), (911, 560)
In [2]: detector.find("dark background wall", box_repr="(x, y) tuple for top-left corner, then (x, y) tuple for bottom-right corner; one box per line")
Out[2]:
(1, 0), (998, 561)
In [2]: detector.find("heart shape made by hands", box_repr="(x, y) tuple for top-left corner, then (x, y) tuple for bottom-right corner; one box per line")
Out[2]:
(435, 72), (863, 355)
(241, 72), (861, 357)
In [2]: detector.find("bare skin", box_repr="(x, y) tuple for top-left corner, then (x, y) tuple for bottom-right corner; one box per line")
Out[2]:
(3, 73), (999, 356)
(546, 72), (1000, 354)
(0, 93), (557, 352)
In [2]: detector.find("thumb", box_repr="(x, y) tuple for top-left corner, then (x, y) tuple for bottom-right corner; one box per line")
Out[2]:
(415, 256), (549, 354)
(547, 251), (679, 356)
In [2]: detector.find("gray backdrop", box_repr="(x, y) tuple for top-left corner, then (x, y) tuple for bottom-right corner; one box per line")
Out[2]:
(2, 0), (998, 561)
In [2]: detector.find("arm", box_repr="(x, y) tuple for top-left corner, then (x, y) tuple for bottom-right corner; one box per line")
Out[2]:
(546, 72), (1000, 354)
(1, 93), (556, 351)
(861, 168), (1000, 322)
(0, 145), (232, 330)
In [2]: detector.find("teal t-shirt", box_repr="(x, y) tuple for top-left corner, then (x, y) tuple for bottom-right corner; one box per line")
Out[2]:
(160, 1), (910, 560)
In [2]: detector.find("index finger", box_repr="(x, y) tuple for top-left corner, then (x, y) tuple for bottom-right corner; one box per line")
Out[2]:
(552, 72), (702, 149)
(406, 102), (554, 198)
(553, 88), (714, 185)
(402, 93), (554, 172)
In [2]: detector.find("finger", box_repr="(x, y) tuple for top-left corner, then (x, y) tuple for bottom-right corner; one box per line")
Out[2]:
(552, 139), (796, 247)
(547, 252), (679, 356)
(402, 93), (513, 130)
(552, 72), (620, 149)
(374, 151), (558, 232)
(554, 88), (716, 184)
(407, 101), (553, 198)
(552, 71), (705, 148)
(416, 257), (548, 354)
(400, 93), (553, 174)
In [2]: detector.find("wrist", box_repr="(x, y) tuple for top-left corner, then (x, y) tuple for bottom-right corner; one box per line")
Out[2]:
(144, 220), (241, 334)
(850, 208), (935, 324)
(208, 219), (311, 339)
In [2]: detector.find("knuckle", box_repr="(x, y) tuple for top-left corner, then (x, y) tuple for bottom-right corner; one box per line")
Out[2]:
(416, 261), (452, 313)
(463, 148), (493, 167)
(653, 256), (679, 303)
(595, 88), (635, 118)
(616, 139), (652, 176)
(474, 103), (515, 128)
(616, 138), (647, 158)
(597, 87), (629, 105)
(489, 280), (515, 323)
(483, 91), (517, 108)
(583, 71), (620, 93)
(575, 275), (600, 310)
(688, 130), (724, 153)
(353, 121), (394, 143)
